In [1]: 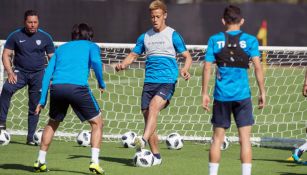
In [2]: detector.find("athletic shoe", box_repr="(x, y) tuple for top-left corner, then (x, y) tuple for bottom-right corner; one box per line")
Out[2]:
(27, 141), (38, 146)
(134, 137), (146, 151)
(292, 148), (303, 162)
(33, 160), (49, 172)
(152, 157), (162, 166)
(89, 162), (105, 174)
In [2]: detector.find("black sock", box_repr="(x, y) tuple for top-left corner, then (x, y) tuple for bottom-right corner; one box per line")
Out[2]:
(153, 153), (161, 159)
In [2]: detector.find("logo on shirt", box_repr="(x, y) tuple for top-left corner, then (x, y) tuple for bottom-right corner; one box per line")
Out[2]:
(36, 40), (41, 46)
(19, 40), (26, 43)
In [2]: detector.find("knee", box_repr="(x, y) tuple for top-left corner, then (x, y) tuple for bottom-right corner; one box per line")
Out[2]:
(2, 84), (15, 95)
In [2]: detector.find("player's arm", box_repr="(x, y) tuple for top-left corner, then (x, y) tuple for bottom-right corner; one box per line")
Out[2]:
(180, 51), (192, 80)
(115, 52), (139, 72)
(45, 34), (55, 60)
(116, 34), (144, 72)
(202, 37), (216, 111)
(90, 44), (106, 91)
(202, 61), (212, 111)
(173, 31), (192, 80)
(252, 56), (266, 109)
(35, 54), (57, 114)
(2, 48), (17, 84)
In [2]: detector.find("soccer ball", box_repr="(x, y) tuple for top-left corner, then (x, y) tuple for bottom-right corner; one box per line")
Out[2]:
(166, 132), (184, 150)
(221, 136), (230, 150)
(76, 130), (91, 147)
(133, 149), (154, 167)
(0, 130), (10, 146)
(121, 131), (137, 148)
(211, 136), (230, 150)
(33, 129), (44, 145)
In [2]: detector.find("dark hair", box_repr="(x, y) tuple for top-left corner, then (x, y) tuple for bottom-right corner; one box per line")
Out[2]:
(24, 10), (39, 21)
(71, 23), (94, 41)
(223, 5), (242, 25)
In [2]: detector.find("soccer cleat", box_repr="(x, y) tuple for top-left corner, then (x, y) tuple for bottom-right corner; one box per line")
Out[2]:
(152, 157), (162, 166)
(27, 141), (38, 146)
(89, 162), (105, 174)
(33, 160), (49, 172)
(292, 148), (304, 162)
(134, 137), (146, 151)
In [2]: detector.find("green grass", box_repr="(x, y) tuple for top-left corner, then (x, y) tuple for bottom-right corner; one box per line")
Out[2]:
(0, 136), (306, 175)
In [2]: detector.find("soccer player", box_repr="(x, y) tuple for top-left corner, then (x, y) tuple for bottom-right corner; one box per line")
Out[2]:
(0, 10), (54, 145)
(202, 5), (265, 175)
(33, 23), (106, 174)
(115, 0), (192, 166)
(291, 69), (307, 163)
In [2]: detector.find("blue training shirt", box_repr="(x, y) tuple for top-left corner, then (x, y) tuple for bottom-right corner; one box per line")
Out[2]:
(4, 28), (55, 72)
(132, 26), (187, 83)
(205, 30), (260, 101)
(39, 40), (106, 106)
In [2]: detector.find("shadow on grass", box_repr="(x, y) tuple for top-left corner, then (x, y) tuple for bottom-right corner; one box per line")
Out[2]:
(68, 155), (133, 166)
(0, 164), (33, 172)
(0, 163), (92, 174)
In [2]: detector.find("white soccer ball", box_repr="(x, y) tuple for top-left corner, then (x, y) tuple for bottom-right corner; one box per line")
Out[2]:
(221, 136), (230, 150)
(121, 131), (137, 148)
(166, 132), (184, 150)
(133, 149), (154, 167)
(76, 130), (91, 147)
(211, 136), (230, 150)
(33, 129), (44, 145)
(0, 130), (10, 146)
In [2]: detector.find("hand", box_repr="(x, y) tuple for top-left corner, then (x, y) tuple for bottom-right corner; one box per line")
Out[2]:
(35, 104), (43, 115)
(7, 72), (17, 84)
(115, 63), (126, 72)
(303, 84), (307, 97)
(180, 69), (190, 81)
(258, 93), (266, 109)
(99, 88), (105, 94)
(202, 94), (211, 111)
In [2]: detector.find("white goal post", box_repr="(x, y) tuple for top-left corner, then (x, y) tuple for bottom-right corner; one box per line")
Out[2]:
(0, 40), (307, 148)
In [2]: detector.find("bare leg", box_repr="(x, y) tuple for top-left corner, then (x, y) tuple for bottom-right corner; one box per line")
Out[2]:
(40, 119), (60, 151)
(88, 114), (103, 149)
(209, 127), (226, 163)
(142, 95), (167, 154)
(238, 125), (252, 163)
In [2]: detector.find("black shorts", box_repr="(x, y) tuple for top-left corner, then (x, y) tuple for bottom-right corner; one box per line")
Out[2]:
(141, 83), (176, 110)
(49, 84), (101, 122)
(211, 98), (254, 129)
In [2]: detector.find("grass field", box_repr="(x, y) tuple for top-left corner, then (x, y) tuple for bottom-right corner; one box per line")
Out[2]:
(0, 136), (306, 175)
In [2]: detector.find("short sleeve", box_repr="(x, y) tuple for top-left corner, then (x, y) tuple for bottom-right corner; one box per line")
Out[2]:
(172, 31), (187, 53)
(4, 33), (16, 50)
(45, 35), (55, 54)
(132, 34), (145, 55)
(249, 37), (260, 58)
(205, 37), (215, 62)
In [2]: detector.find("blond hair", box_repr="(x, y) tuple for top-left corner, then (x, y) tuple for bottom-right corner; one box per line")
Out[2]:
(149, 0), (167, 13)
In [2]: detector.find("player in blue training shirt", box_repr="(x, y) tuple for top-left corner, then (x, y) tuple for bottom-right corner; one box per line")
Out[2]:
(116, 0), (192, 166)
(33, 23), (106, 174)
(0, 10), (54, 145)
(291, 69), (307, 164)
(202, 5), (266, 175)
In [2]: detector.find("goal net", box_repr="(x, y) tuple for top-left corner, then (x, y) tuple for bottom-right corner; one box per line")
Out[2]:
(0, 40), (307, 148)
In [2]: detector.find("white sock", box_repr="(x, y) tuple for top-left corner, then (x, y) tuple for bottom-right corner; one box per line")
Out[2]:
(299, 141), (307, 152)
(38, 150), (47, 164)
(242, 163), (252, 175)
(91, 148), (100, 164)
(209, 163), (219, 175)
